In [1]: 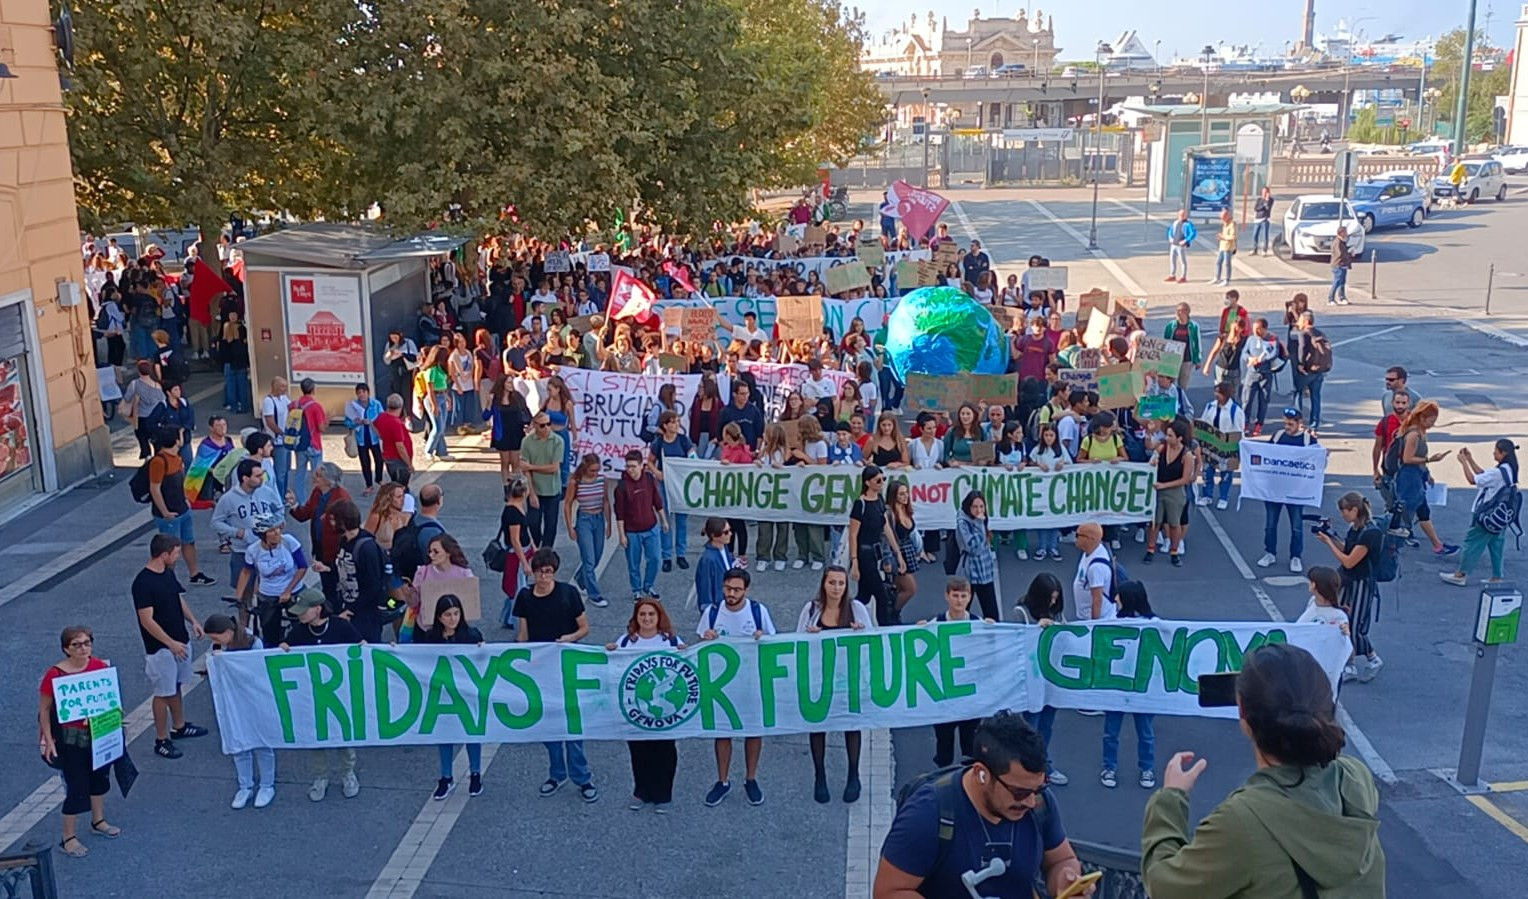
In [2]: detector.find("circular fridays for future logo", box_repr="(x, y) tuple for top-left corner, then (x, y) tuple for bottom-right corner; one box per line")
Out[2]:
(619, 652), (702, 731)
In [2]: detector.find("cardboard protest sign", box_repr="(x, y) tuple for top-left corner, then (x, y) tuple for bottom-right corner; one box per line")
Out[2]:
(917, 260), (938, 286)
(1096, 363), (1141, 410)
(1076, 289), (1110, 323)
(1136, 394), (1178, 421)
(776, 232), (801, 255)
(1135, 336), (1186, 379)
(857, 242), (886, 267)
(1025, 267), (1068, 291)
(658, 353), (688, 372)
(988, 307), (1022, 333)
(780, 418), (802, 451)
(824, 261), (872, 296)
(662, 306), (716, 343)
(567, 315), (599, 336)
(554, 368), (702, 475)
(1193, 420), (1242, 471)
(904, 372), (1019, 413)
(934, 242), (960, 269)
(775, 295), (823, 341)
(418, 576), (482, 628)
(586, 253), (611, 272)
(1076, 348), (1103, 370)
(1082, 308), (1112, 348)
(1058, 368), (1100, 394)
(1112, 296), (1148, 331)
(970, 441), (996, 466)
(544, 250), (571, 273)
(804, 224), (827, 247)
(894, 258), (919, 289)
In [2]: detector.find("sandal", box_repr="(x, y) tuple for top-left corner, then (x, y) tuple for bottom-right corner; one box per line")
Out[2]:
(59, 835), (89, 857)
(91, 819), (122, 838)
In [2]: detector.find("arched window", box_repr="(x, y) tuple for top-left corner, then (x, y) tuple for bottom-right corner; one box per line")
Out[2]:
(990, 52), (1005, 69)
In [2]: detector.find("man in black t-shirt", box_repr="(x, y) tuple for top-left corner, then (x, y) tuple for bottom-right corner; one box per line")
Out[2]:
(132, 534), (209, 760)
(514, 549), (597, 802)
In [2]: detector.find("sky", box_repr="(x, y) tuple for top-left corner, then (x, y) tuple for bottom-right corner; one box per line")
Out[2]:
(862, 1), (1522, 62)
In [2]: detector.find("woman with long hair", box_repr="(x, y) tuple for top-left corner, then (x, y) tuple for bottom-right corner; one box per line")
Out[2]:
(1143, 643), (1384, 896)
(447, 331), (479, 435)
(866, 411), (909, 468)
(606, 598), (684, 812)
(543, 374), (578, 481)
(484, 374), (532, 481)
(796, 566), (872, 804)
(498, 478), (536, 629)
(779, 390), (806, 423)
(956, 490), (1000, 621)
(364, 482), (411, 553)
(689, 374), (723, 459)
(887, 481), (921, 615)
(1390, 399), (1459, 556)
(562, 453), (610, 609)
(419, 594), (486, 799)
(1013, 573), (1069, 786)
(833, 379), (861, 426)
(39, 626), (121, 856)
(1144, 420), (1193, 566)
(754, 423), (792, 571)
(1443, 439), (1521, 587)
(416, 345), (452, 461)
(1315, 491), (1386, 684)
(121, 359), (166, 459)
(848, 465), (905, 625)
(942, 403), (983, 466)
(473, 328), (498, 426)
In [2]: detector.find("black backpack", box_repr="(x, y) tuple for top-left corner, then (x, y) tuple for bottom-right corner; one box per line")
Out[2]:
(129, 460), (154, 503)
(893, 765), (1053, 874)
(390, 514), (444, 581)
(1380, 428), (1412, 479)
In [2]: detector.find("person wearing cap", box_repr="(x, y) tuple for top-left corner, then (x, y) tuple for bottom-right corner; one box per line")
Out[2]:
(279, 587), (364, 801)
(235, 514), (310, 644)
(1256, 408), (1320, 574)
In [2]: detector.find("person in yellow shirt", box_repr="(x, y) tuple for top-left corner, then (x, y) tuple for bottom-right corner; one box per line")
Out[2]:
(1213, 210), (1238, 286)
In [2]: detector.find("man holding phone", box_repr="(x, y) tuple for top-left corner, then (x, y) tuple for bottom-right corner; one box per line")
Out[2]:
(875, 713), (1094, 898)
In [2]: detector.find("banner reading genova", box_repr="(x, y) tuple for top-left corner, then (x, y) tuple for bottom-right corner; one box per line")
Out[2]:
(206, 621), (1349, 753)
(661, 458), (1156, 530)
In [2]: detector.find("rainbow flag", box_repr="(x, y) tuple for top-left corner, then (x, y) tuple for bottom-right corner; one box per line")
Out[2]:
(186, 439), (240, 509)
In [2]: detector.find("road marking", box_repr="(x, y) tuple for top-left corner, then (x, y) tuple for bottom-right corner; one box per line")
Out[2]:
(1197, 503), (1400, 784)
(845, 728), (895, 899)
(1331, 325), (1404, 348)
(1467, 794), (1528, 845)
(0, 513), (151, 610)
(1021, 199), (1148, 296)
(1461, 319), (1528, 348)
(1488, 780), (1528, 792)
(367, 744), (504, 898)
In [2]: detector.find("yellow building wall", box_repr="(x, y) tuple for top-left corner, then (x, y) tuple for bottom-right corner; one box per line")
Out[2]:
(0, 2), (110, 489)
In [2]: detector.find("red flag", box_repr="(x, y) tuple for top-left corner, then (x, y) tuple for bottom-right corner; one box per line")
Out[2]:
(188, 256), (234, 326)
(608, 267), (656, 320)
(662, 261), (697, 295)
(883, 179), (949, 241)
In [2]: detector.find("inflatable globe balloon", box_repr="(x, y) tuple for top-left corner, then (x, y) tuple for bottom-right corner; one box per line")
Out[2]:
(884, 285), (1011, 380)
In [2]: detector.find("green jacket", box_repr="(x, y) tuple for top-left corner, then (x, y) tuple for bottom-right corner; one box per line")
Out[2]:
(1142, 758), (1385, 898)
(1163, 319), (1203, 366)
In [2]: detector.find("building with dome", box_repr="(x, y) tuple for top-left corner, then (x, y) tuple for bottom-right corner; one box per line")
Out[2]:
(860, 9), (1061, 79)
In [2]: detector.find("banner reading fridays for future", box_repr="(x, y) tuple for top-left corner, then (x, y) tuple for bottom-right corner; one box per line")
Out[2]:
(206, 621), (1350, 753)
(662, 458), (1156, 530)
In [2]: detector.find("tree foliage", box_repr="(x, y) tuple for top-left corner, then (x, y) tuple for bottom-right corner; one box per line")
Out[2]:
(1428, 27), (1511, 143)
(65, 0), (883, 239)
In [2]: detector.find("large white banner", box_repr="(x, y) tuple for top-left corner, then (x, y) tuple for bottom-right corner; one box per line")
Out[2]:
(556, 367), (701, 475)
(1238, 440), (1328, 507)
(738, 361), (854, 419)
(206, 621), (1349, 752)
(662, 459), (1156, 530)
(696, 250), (928, 281)
(283, 273), (366, 384)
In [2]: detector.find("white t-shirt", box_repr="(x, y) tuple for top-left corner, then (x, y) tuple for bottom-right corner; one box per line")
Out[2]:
(616, 632), (682, 650)
(800, 376), (836, 402)
(261, 394), (292, 438)
(244, 534), (304, 598)
(1471, 465), (1511, 514)
(1296, 599), (1349, 629)
(801, 440), (829, 464)
(732, 325), (769, 345)
(698, 600), (778, 638)
(858, 380), (880, 413)
(909, 438), (943, 469)
(1072, 545), (1116, 622)
(1057, 415), (1082, 459)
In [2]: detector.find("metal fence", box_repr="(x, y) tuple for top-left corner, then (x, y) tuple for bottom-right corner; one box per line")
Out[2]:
(834, 130), (1134, 190)
(1070, 840), (1149, 899)
(0, 846), (58, 899)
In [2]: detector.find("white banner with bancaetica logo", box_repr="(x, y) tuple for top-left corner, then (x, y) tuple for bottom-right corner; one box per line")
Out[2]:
(1237, 440), (1328, 507)
(205, 621), (1349, 753)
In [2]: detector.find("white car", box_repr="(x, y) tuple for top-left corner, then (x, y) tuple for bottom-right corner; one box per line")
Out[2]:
(1281, 195), (1366, 261)
(1431, 157), (1508, 204)
(1492, 146), (1528, 174)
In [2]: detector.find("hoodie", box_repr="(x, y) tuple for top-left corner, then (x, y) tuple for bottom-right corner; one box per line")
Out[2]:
(212, 481), (287, 554)
(1142, 757), (1385, 898)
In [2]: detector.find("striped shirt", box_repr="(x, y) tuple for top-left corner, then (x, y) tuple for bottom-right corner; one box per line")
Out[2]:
(573, 477), (605, 515)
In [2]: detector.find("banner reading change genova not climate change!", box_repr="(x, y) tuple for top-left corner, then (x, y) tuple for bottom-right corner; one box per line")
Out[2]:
(660, 458), (1156, 530)
(205, 621), (1349, 753)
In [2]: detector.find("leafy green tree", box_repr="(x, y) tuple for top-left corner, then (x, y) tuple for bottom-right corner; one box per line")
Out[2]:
(1429, 27), (1511, 144)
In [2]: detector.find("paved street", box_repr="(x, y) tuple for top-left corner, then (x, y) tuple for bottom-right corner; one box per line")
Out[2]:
(4, 183), (1528, 895)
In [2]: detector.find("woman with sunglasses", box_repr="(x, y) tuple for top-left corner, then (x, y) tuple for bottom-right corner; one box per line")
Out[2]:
(39, 626), (121, 857)
(847, 466), (905, 626)
(797, 565), (872, 804)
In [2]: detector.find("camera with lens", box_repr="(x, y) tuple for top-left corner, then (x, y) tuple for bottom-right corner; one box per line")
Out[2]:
(1302, 513), (1334, 538)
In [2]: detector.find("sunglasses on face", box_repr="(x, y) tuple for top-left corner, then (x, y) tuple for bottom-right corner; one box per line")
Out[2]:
(989, 771), (1049, 801)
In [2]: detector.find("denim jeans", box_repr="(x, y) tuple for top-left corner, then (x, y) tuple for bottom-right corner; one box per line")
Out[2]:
(1215, 250), (1234, 283)
(423, 406), (449, 458)
(293, 446), (322, 501)
(452, 389), (480, 429)
(223, 365), (252, 413)
(1330, 266), (1348, 302)
(574, 511), (607, 602)
(1022, 707), (1058, 770)
(661, 513), (688, 561)
(1028, 529), (1060, 554)
(1168, 245), (1188, 278)
(271, 445), (292, 497)
(879, 365), (904, 411)
(234, 748), (276, 789)
(1202, 465), (1235, 503)
(625, 525), (661, 595)
(534, 493), (562, 550)
(544, 740), (591, 785)
(1252, 219), (1271, 251)
(1263, 502), (1304, 558)
(1102, 712), (1156, 772)
(1292, 370), (1326, 427)
(1392, 466), (1429, 531)
(438, 743), (483, 778)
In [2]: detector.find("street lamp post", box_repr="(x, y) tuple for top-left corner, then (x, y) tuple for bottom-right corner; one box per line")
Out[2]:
(1088, 42), (1113, 250)
(921, 87), (931, 188)
(1424, 86), (1442, 138)
(1200, 45), (1215, 145)
(1155, 40), (1162, 76)
(1453, 0), (1480, 157)
(1033, 38), (1040, 76)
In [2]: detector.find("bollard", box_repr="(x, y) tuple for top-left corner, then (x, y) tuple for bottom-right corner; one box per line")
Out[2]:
(1369, 249), (1378, 298)
(1486, 263), (1495, 315)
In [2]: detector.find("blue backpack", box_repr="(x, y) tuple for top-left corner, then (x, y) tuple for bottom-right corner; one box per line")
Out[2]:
(706, 600), (765, 634)
(1369, 524), (1401, 584)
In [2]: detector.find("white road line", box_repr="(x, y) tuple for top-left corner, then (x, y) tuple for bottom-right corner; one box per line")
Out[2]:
(1461, 319), (1528, 348)
(1022, 199), (1148, 296)
(367, 744), (503, 898)
(1199, 502), (1400, 784)
(845, 727), (896, 899)
(0, 513), (152, 610)
(1331, 325), (1404, 348)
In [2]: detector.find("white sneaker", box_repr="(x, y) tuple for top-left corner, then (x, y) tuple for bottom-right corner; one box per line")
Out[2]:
(1156, 534), (1169, 553)
(1341, 663), (1358, 683)
(1177, 540), (1186, 556)
(1256, 553), (1277, 568)
(1216, 499), (1229, 511)
(755, 560), (768, 572)
(231, 788), (254, 810)
(1196, 495), (1213, 507)
(308, 778), (328, 802)
(1016, 549), (1028, 560)
(1289, 557), (1303, 574)
(253, 786), (276, 808)
(1111, 539), (1122, 550)
(773, 560), (786, 571)
(1134, 527), (1146, 543)
(1359, 655), (1383, 683)
(810, 561), (824, 571)
(342, 772), (360, 798)
(792, 560), (805, 570)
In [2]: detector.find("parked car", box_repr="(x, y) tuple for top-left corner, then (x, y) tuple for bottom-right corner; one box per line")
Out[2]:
(963, 66), (988, 79)
(1349, 179), (1427, 232)
(1374, 170), (1435, 210)
(992, 63), (1029, 77)
(1061, 65), (1080, 78)
(1431, 157), (1508, 203)
(1280, 195), (1366, 260)
(1492, 145), (1528, 174)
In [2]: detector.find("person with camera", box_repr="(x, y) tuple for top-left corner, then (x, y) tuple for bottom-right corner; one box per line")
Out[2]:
(1142, 643), (1385, 897)
(876, 713), (1093, 899)
(1313, 492), (1385, 683)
